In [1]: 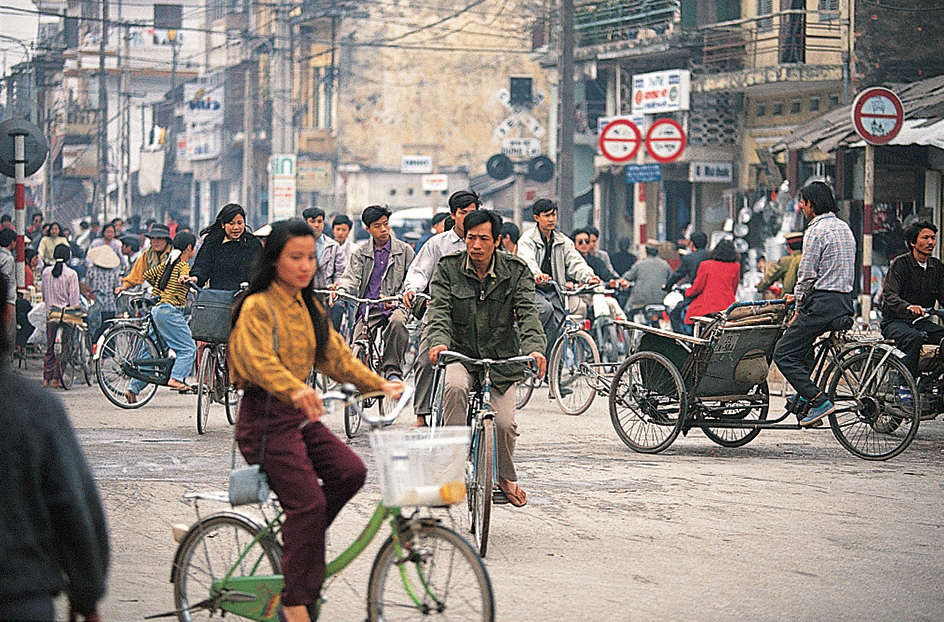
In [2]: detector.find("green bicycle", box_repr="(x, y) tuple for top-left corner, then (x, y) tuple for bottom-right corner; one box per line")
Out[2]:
(165, 387), (495, 622)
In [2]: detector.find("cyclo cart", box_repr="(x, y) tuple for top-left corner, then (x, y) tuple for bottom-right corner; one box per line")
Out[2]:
(608, 299), (921, 461)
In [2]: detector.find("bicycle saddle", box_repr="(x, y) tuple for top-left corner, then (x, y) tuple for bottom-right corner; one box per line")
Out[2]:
(830, 315), (854, 331)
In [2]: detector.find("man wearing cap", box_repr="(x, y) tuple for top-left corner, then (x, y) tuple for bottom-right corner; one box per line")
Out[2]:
(401, 189), (480, 426)
(756, 232), (803, 298)
(116, 224), (173, 293)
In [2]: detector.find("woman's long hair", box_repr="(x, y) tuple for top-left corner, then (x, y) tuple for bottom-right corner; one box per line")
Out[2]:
(157, 231), (197, 291)
(45, 221), (61, 238)
(710, 239), (740, 264)
(798, 180), (837, 216)
(232, 219), (330, 363)
(199, 203), (246, 244)
(51, 243), (71, 278)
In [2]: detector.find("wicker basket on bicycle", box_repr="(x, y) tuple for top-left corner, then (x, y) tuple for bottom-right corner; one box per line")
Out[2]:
(47, 305), (88, 329)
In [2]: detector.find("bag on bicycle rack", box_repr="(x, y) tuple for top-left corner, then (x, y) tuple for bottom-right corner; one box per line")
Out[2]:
(228, 463), (270, 506)
(190, 289), (234, 343)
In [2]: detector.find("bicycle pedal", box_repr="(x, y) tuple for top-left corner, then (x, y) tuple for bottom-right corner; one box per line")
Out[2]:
(492, 489), (510, 504)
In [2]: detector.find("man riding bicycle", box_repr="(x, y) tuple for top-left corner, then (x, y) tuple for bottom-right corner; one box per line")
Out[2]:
(517, 198), (599, 356)
(773, 181), (856, 427)
(427, 209), (546, 507)
(402, 190), (480, 426)
(880, 219), (944, 379)
(334, 205), (414, 382)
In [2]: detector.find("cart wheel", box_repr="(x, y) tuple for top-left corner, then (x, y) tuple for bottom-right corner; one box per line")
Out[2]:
(609, 351), (687, 453)
(700, 381), (769, 447)
(827, 351), (919, 461)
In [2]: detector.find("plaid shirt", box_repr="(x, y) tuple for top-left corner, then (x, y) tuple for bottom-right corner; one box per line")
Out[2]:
(795, 211), (856, 309)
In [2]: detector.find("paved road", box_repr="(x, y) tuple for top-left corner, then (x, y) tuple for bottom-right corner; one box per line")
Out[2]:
(20, 358), (944, 622)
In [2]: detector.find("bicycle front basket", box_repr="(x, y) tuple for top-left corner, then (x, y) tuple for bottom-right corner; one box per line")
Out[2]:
(368, 427), (470, 507)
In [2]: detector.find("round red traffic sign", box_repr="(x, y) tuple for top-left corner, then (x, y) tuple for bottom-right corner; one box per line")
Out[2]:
(852, 87), (903, 145)
(598, 119), (642, 163)
(645, 118), (686, 163)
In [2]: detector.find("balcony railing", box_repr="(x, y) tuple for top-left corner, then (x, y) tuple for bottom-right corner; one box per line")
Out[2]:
(697, 9), (843, 73)
(57, 107), (98, 138)
(575, 0), (680, 48)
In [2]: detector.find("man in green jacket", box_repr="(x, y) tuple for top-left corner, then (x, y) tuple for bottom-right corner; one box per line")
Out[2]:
(756, 231), (803, 297)
(427, 210), (546, 507)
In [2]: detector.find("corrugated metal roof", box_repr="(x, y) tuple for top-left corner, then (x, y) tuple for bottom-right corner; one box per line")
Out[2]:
(772, 74), (944, 154)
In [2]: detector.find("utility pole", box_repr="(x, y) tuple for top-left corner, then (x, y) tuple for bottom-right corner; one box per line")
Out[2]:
(272, 0), (293, 155)
(558, 0), (575, 229)
(242, 58), (254, 215)
(97, 0), (109, 221)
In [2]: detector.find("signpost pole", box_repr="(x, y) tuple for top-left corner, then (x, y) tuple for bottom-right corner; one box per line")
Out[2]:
(14, 133), (26, 290)
(862, 143), (874, 325)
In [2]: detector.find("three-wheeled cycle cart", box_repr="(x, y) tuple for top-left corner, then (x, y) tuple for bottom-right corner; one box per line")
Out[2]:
(608, 299), (921, 461)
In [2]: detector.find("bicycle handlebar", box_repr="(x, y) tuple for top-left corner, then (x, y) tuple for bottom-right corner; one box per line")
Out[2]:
(319, 383), (414, 428)
(435, 350), (537, 371)
(915, 307), (944, 322)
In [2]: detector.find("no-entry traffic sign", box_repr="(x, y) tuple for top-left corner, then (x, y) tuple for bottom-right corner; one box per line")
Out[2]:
(852, 87), (904, 145)
(644, 118), (686, 163)
(598, 118), (642, 163)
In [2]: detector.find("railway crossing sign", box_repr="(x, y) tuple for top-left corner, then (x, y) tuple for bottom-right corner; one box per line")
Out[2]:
(644, 118), (686, 163)
(598, 118), (642, 163)
(852, 87), (904, 145)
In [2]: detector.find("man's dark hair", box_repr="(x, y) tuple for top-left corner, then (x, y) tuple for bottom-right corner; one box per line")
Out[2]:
(690, 231), (708, 249)
(430, 212), (449, 228)
(500, 222), (520, 245)
(121, 235), (140, 252)
(0, 214), (11, 224)
(79, 220), (89, 229)
(463, 209), (502, 240)
(443, 216), (455, 231)
(302, 207), (326, 221)
(618, 236), (631, 252)
(572, 228), (589, 243)
(798, 180), (837, 216)
(905, 219), (937, 248)
(447, 190), (480, 214)
(31, 212), (42, 222)
(332, 214), (353, 229)
(362, 204), (391, 227)
(0, 228), (15, 248)
(646, 245), (659, 257)
(532, 198), (557, 217)
(585, 225), (600, 238)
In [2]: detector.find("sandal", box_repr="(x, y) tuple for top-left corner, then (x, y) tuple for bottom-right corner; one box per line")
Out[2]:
(124, 390), (137, 404)
(498, 481), (528, 507)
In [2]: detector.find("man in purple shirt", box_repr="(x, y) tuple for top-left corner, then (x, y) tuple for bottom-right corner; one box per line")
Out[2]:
(335, 205), (415, 380)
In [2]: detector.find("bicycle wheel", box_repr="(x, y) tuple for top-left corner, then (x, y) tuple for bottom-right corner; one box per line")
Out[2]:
(467, 418), (494, 558)
(515, 375), (535, 409)
(827, 351), (920, 460)
(609, 351), (687, 453)
(549, 330), (599, 415)
(96, 327), (160, 409)
(345, 343), (368, 438)
(172, 512), (282, 622)
(58, 326), (77, 390)
(367, 522), (494, 622)
(78, 331), (92, 386)
(700, 381), (769, 448)
(196, 347), (213, 434)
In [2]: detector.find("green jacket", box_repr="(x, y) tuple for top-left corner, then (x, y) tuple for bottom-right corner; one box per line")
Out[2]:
(427, 250), (546, 394)
(756, 251), (802, 295)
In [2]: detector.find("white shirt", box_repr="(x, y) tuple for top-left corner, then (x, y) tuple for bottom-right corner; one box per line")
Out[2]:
(403, 229), (465, 294)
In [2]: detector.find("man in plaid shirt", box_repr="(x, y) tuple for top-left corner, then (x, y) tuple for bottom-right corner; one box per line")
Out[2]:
(773, 181), (856, 427)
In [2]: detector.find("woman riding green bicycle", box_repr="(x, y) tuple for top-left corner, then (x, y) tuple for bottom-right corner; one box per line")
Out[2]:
(228, 219), (403, 622)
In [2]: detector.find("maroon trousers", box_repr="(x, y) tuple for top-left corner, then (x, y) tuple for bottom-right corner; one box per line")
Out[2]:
(235, 388), (366, 607)
(43, 322), (68, 382)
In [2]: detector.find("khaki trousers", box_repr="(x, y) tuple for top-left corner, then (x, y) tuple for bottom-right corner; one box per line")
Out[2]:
(442, 362), (519, 482)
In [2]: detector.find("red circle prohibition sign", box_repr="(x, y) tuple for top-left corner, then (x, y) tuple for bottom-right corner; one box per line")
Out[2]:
(852, 87), (904, 146)
(645, 118), (686, 163)
(598, 119), (642, 163)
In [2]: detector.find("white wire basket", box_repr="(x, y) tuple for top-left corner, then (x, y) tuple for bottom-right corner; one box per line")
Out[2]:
(369, 426), (471, 507)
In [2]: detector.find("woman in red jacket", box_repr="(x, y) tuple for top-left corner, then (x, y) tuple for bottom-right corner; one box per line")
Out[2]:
(684, 239), (741, 327)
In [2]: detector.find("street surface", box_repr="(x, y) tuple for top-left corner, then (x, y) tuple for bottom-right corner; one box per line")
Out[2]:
(18, 359), (944, 622)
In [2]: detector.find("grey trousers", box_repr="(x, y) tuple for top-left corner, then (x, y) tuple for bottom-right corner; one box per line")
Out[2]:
(442, 362), (519, 482)
(353, 308), (409, 378)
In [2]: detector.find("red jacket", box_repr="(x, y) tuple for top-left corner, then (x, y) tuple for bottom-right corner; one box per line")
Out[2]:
(684, 259), (740, 324)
